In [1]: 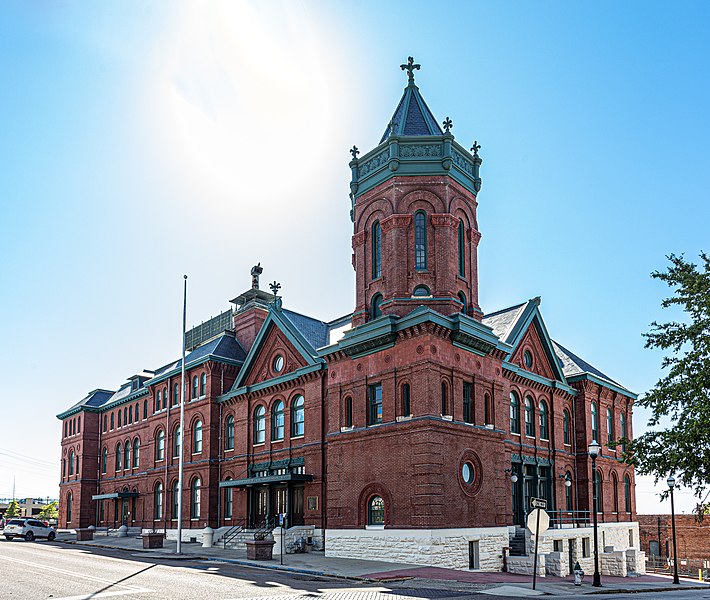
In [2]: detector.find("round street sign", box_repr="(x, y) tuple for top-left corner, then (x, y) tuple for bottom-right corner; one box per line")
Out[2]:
(527, 508), (550, 536)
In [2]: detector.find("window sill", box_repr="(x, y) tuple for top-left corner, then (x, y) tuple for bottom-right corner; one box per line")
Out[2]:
(525, 435), (536, 440)
(511, 432), (521, 437)
(396, 415), (412, 422)
(290, 435), (305, 440)
(484, 423), (494, 429)
(540, 437), (549, 442)
(271, 439), (284, 444)
(441, 415), (453, 421)
(340, 426), (355, 432)
(365, 524), (385, 530)
(253, 443), (265, 448)
(564, 443), (571, 447)
(224, 449), (234, 453)
(192, 452), (202, 456)
(366, 423), (382, 428)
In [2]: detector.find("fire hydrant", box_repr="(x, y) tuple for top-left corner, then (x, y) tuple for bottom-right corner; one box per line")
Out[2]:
(573, 561), (585, 586)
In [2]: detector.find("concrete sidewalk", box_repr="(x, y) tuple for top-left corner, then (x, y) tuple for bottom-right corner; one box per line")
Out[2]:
(55, 531), (710, 596)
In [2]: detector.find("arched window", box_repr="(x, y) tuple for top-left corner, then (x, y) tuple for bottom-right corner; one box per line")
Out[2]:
(154, 482), (163, 520)
(101, 447), (107, 473)
(172, 481), (179, 520)
(624, 475), (632, 513)
(143, 400), (148, 419)
(191, 478), (201, 519)
(371, 220), (381, 280)
(75, 455), (79, 474)
(254, 406), (266, 444)
(124, 440), (130, 470)
(458, 291), (467, 314)
(115, 443), (122, 471)
(368, 495), (385, 526)
(591, 402), (600, 442)
(525, 396), (535, 437)
(192, 376), (198, 400)
(77, 416), (81, 432)
(173, 426), (181, 457)
(607, 408), (615, 443)
(110, 413), (114, 429)
(612, 474), (619, 513)
(539, 400), (549, 440)
(414, 211), (427, 270)
(193, 420), (203, 453)
(66, 492), (73, 523)
(402, 384), (411, 417)
(103, 415), (107, 432)
(291, 395), (305, 437)
(272, 401), (285, 441)
(64, 421), (67, 438)
(484, 392), (492, 426)
(412, 285), (430, 297)
(563, 409), (571, 445)
(224, 479), (233, 519)
(200, 373), (206, 397)
(117, 410), (122, 428)
(132, 438), (139, 468)
(173, 383), (179, 406)
(594, 469), (603, 514)
(368, 384), (383, 425)
(565, 472), (574, 511)
(62, 459), (66, 480)
(345, 396), (353, 427)
(128, 405), (133, 424)
(510, 392), (520, 434)
(463, 382), (472, 423)
(225, 415), (235, 450)
(458, 218), (465, 277)
(156, 429), (165, 461)
(68, 450), (75, 475)
(162, 388), (167, 410)
(371, 293), (383, 319)
(620, 412), (628, 452)
(441, 382), (448, 416)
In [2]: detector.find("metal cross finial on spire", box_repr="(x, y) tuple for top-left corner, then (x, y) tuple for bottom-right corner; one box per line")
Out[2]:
(470, 140), (481, 156)
(443, 117), (453, 133)
(350, 145), (359, 159)
(400, 56), (420, 84)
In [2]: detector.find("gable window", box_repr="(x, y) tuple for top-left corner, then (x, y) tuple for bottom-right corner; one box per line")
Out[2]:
(154, 482), (163, 520)
(225, 415), (235, 450)
(132, 438), (139, 468)
(591, 402), (600, 442)
(272, 355), (284, 373)
(539, 400), (549, 440)
(524, 396), (535, 437)
(624, 475), (632, 512)
(368, 495), (385, 526)
(272, 401), (285, 441)
(156, 430), (165, 461)
(458, 219), (466, 277)
(402, 384), (411, 417)
(173, 426), (181, 457)
(463, 383), (472, 424)
(523, 350), (533, 369)
(101, 447), (107, 473)
(191, 478), (201, 519)
(371, 293), (383, 319)
(414, 211), (427, 270)
(345, 396), (353, 427)
(193, 420), (203, 453)
(458, 291), (467, 314)
(192, 376), (198, 400)
(254, 406), (266, 444)
(173, 383), (179, 406)
(371, 220), (381, 280)
(607, 408), (615, 444)
(116, 443), (122, 471)
(510, 392), (520, 434)
(200, 373), (206, 397)
(563, 409), (571, 445)
(291, 395), (305, 437)
(368, 384), (383, 425)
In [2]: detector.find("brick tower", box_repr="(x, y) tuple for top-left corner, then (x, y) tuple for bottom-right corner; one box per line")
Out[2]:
(349, 57), (483, 327)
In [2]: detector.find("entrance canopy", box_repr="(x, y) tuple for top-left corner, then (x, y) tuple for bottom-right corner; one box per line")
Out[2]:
(91, 492), (139, 500)
(220, 473), (312, 488)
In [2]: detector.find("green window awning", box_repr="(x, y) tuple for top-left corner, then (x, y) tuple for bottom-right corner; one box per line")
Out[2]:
(91, 491), (139, 500)
(219, 473), (312, 488)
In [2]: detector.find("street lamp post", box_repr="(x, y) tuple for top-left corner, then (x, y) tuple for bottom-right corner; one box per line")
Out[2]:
(667, 475), (680, 585)
(588, 440), (602, 587)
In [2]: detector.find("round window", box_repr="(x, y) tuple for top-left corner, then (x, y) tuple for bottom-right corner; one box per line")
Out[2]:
(273, 355), (284, 373)
(523, 350), (533, 369)
(462, 462), (475, 484)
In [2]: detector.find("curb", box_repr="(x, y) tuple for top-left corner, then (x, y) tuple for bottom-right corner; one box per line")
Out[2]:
(203, 556), (372, 582)
(587, 584), (710, 595)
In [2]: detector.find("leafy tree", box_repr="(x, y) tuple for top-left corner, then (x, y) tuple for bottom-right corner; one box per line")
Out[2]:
(38, 501), (58, 520)
(5, 499), (21, 518)
(625, 253), (710, 516)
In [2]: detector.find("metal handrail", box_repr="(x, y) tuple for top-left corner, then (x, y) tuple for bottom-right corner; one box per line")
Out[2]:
(222, 519), (247, 548)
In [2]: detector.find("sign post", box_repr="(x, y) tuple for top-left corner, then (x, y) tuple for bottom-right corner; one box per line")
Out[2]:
(527, 498), (549, 590)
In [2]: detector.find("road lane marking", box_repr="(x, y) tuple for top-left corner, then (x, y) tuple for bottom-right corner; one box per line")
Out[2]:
(51, 589), (152, 600)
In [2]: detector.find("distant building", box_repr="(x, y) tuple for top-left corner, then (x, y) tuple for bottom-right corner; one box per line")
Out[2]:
(57, 59), (642, 574)
(0, 498), (57, 519)
(638, 514), (710, 560)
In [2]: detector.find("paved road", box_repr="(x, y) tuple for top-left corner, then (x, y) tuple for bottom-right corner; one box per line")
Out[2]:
(1, 539), (710, 600)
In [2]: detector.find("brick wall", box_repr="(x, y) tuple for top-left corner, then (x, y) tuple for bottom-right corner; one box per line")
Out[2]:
(638, 514), (710, 559)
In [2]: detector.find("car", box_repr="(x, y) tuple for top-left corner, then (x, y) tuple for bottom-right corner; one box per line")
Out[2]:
(3, 518), (56, 541)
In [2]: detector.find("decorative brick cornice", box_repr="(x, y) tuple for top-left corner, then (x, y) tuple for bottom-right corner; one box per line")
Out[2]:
(380, 213), (412, 233)
(430, 213), (458, 230)
(352, 230), (366, 248)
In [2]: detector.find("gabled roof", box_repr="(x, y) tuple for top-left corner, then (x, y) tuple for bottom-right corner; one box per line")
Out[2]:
(482, 302), (527, 345)
(56, 389), (114, 419)
(552, 341), (633, 397)
(282, 309), (329, 351)
(379, 81), (443, 143)
(174, 331), (246, 370)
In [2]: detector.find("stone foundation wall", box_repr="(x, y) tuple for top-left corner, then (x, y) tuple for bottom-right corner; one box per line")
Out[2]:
(326, 527), (509, 571)
(507, 555), (546, 576)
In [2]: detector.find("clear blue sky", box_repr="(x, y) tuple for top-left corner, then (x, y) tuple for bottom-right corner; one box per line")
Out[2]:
(1, 1), (708, 512)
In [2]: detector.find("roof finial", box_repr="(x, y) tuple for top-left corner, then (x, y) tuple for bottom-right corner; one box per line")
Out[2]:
(350, 145), (359, 159)
(400, 56), (420, 85)
(388, 118), (398, 137)
(443, 117), (453, 133)
(269, 281), (283, 311)
(470, 140), (481, 157)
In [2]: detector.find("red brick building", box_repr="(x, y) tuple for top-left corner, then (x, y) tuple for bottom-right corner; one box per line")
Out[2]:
(58, 60), (641, 571)
(638, 514), (710, 560)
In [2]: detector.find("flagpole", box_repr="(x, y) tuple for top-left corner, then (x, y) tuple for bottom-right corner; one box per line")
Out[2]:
(176, 275), (187, 554)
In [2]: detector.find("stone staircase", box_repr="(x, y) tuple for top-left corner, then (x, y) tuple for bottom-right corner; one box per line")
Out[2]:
(509, 527), (527, 556)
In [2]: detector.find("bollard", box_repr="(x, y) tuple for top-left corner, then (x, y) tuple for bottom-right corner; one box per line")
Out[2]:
(202, 526), (214, 548)
(117, 525), (128, 538)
